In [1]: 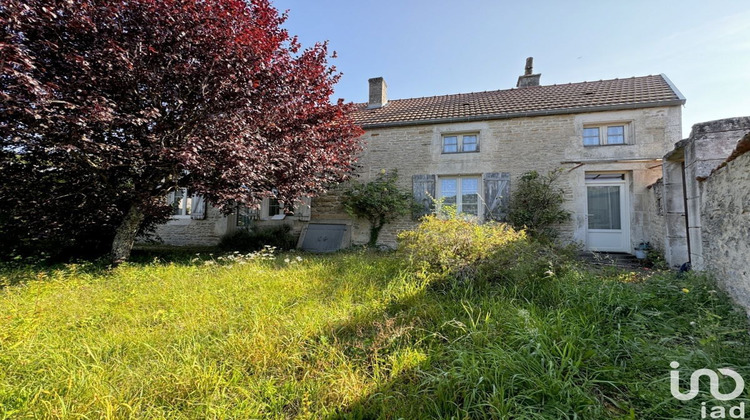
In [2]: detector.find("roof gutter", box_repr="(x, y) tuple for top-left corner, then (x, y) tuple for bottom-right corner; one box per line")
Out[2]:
(560, 157), (664, 165)
(359, 99), (686, 129)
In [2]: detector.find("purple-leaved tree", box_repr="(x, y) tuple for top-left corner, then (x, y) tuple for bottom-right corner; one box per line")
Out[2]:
(1, 0), (362, 262)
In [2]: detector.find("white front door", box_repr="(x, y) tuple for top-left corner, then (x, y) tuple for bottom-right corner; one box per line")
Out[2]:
(585, 178), (630, 252)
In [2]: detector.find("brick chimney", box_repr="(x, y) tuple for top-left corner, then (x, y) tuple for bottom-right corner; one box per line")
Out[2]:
(516, 57), (541, 88)
(367, 77), (387, 108)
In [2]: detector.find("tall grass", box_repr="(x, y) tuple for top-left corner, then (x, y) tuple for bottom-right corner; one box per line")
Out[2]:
(0, 249), (748, 419)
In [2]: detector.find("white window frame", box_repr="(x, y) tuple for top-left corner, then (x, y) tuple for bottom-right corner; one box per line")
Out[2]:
(167, 188), (192, 219)
(437, 175), (482, 218)
(582, 123), (630, 146)
(265, 197), (283, 219)
(442, 133), (480, 154)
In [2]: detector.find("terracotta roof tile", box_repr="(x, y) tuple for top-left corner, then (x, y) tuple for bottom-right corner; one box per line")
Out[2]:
(352, 75), (685, 128)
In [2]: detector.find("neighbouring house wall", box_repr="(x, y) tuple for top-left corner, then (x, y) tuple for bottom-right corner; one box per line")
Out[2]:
(700, 133), (750, 315)
(145, 199), (310, 247)
(313, 106), (682, 248)
(149, 205), (230, 246)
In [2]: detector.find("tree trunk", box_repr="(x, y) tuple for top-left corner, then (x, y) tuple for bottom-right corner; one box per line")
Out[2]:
(368, 217), (386, 248)
(111, 204), (145, 264)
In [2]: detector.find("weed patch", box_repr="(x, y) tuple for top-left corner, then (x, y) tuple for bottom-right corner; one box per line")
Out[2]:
(0, 249), (748, 418)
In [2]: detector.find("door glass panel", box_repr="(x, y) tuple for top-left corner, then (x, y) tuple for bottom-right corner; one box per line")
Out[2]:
(587, 186), (621, 229)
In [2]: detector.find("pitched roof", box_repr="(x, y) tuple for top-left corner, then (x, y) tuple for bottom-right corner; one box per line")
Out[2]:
(352, 74), (685, 128)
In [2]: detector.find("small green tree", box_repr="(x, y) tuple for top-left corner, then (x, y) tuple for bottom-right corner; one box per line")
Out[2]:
(507, 169), (570, 241)
(342, 170), (413, 247)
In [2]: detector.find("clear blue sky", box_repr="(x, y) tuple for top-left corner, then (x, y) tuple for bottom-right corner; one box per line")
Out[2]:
(274, 0), (750, 138)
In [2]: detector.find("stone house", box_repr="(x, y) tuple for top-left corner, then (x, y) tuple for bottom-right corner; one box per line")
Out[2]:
(308, 61), (685, 253)
(149, 60), (687, 256)
(148, 190), (311, 247)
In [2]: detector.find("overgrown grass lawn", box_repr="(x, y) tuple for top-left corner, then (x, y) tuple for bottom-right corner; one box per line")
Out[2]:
(1, 251), (749, 418)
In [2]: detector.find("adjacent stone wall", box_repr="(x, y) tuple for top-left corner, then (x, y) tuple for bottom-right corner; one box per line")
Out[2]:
(643, 178), (666, 253)
(661, 117), (750, 313)
(683, 118), (750, 269)
(313, 106), (682, 249)
(700, 134), (750, 315)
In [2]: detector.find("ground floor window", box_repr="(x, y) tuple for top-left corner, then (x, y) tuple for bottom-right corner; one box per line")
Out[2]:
(236, 197), (291, 227)
(438, 176), (480, 216)
(168, 188), (192, 217)
(267, 198), (282, 218)
(236, 206), (259, 227)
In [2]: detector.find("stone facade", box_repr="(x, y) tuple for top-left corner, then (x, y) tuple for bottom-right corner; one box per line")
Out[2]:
(149, 205), (229, 246)
(643, 178), (666, 253)
(658, 117), (750, 312)
(660, 154), (689, 267)
(313, 106), (683, 250)
(144, 199), (309, 247)
(684, 118), (750, 269)
(147, 70), (685, 254)
(701, 139), (750, 314)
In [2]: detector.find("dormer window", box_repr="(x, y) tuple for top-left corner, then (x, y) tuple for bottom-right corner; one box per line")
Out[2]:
(442, 133), (479, 153)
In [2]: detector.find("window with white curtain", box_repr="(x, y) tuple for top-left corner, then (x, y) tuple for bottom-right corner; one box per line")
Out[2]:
(438, 176), (480, 216)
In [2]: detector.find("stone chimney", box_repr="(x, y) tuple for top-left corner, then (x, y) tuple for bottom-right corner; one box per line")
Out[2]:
(516, 57), (541, 88)
(368, 77), (387, 108)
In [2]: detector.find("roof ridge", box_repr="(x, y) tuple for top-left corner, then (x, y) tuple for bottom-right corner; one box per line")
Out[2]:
(352, 74), (684, 128)
(354, 74), (663, 106)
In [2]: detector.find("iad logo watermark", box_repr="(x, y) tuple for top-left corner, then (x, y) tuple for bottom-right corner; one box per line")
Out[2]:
(670, 361), (745, 418)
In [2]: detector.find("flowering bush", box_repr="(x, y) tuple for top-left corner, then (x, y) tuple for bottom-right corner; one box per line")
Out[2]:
(398, 213), (574, 286)
(397, 215), (527, 273)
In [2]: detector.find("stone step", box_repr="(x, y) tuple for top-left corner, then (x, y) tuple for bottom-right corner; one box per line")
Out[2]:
(578, 252), (644, 269)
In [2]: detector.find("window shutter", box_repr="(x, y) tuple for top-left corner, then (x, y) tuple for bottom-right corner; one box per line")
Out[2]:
(191, 195), (207, 220)
(296, 197), (312, 221)
(412, 174), (436, 220)
(483, 172), (510, 221)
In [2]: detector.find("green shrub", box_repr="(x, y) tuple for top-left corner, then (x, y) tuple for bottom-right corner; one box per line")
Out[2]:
(397, 214), (527, 274)
(398, 212), (575, 288)
(342, 169), (414, 247)
(645, 246), (669, 270)
(507, 169), (570, 241)
(219, 224), (297, 252)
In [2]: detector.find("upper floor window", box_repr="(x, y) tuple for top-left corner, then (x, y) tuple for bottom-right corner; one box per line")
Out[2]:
(442, 133), (479, 153)
(168, 188), (192, 217)
(583, 124), (628, 146)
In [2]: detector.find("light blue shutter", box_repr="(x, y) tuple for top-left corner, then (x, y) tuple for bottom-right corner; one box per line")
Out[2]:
(412, 174), (436, 220)
(191, 195), (206, 220)
(483, 172), (510, 221)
